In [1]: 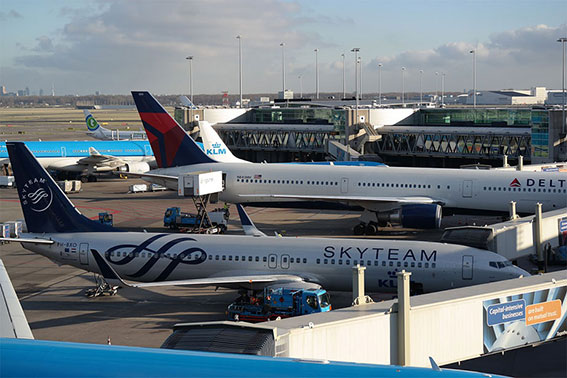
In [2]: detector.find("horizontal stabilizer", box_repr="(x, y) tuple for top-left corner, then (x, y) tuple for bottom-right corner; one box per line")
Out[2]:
(0, 238), (54, 245)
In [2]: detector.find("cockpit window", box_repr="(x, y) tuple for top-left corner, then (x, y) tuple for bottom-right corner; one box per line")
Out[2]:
(318, 292), (330, 308)
(489, 261), (513, 269)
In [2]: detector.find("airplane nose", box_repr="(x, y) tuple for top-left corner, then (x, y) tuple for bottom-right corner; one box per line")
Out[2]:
(511, 266), (530, 278)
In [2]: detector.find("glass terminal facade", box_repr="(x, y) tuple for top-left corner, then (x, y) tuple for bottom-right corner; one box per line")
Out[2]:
(250, 108), (346, 133)
(531, 110), (549, 158)
(404, 108), (533, 127)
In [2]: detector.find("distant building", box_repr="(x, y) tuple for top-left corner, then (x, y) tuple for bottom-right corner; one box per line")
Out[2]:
(546, 90), (567, 105)
(1, 86), (6, 95)
(278, 90), (294, 100)
(465, 87), (547, 105)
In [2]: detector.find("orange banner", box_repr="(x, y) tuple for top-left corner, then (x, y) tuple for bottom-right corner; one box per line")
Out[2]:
(525, 300), (562, 326)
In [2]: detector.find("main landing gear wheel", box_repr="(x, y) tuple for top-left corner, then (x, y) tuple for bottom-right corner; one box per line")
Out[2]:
(365, 222), (378, 235)
(353, 223), (366, 235)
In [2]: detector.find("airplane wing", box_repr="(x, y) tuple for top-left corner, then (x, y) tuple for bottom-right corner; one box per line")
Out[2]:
(115, 171), (178, 189)
(91, 250), (309, 290)
(0, 259), (34, 339)
(239, 194), (443, 211)
(76, 147), (126, 170)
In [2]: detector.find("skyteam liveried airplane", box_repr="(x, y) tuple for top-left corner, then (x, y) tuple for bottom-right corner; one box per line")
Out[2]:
(2, 141), (527, 296)
(131, 91), (567, 234)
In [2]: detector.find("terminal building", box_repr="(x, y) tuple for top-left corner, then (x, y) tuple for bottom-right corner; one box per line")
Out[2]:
(175, 103), (567, 167)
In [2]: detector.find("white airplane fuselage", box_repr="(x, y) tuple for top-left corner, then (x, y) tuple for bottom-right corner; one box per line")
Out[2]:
(148, 163), (567, 214)
(24, 232), (527, 293)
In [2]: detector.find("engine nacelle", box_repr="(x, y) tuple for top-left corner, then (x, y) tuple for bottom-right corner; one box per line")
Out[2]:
(377, 204), (442, 229)
(119, 162), (150, 173)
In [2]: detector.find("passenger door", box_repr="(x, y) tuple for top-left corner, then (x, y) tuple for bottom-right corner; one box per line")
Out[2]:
(268, 254), (277, 269)
(341, 177), (349, 194)
(79, 243), (89, 265)
(462, 180), (473, 198)
(462, 255), (473, 280)
(281, 254), (290, 269)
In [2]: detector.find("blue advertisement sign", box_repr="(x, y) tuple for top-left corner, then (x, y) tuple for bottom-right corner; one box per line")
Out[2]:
(486, 299), (526, 326)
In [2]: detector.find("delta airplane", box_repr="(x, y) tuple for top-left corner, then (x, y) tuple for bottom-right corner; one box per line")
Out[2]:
(2, 141), (527, 295)
(0, 261), (495, 378)
(131, 91), (567, 234)
(84, 110), (147, 140)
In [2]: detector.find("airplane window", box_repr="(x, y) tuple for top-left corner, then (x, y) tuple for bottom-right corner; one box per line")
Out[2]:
(215, 255), (219, 260)
(489, 261), (497, 268)
(300, 181), (304, 184)
(446, 186), (450, 189)
(316, 258), (321, 264)
(324, 259), (328, 264)
(286, 180), (290, 184)
(255, 256), (259, 262)
(367, 260), (371, 266)
(389, 261), (393, 267)
(235, 256), (239, 261)
(283, 257), (288, 263)
(229, 256), (233, 261)
(263, 257), (267, 262)
(425, 262), (429, 268)
(290, 257), (294, 263)
(307, 181), (311, 184)
(345, 260), (350, 265)
(411, 262), (415, 267)
(397, 262), (401, 267)
(432, 263), (436, 268)
(396, 184), (399, 187)
(270, 256), (275, 262)
(331, 259), (335, 264)
(382, 261), (386, 267)
(208, 255), (212, 260)
(326, 181), (329, 185)
(418, 262), (422, 268)
(248, 256), (252, 261)
(354, 260), (359, 265)
(403, 262), (408, 267)
(437, 185), (440, 189)
(374, 261), (379, 266)
(303, 258), (307, 263)
(222, 256), (226, 261)
(358, 182), (361, 186)
(338, 259), (343, 265)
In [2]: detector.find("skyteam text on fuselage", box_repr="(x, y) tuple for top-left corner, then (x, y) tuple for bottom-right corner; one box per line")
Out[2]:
(3, 141), (528, 296)
(131, 91), (567, 234)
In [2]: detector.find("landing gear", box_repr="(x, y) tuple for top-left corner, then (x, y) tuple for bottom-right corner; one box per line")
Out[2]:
(81, 175), (98, 183)
(353, 223), (365, 235)
(365, 222), (378, 235)
(85, 274), (117, 298)
(353, 222), (378, 236)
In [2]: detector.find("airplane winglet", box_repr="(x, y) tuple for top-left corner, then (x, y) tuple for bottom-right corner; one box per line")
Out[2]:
(236, 204), (266, 237)
(89, 146), (102, 156)
(91, 249), (134, 288)
(428, 357), (441, 372)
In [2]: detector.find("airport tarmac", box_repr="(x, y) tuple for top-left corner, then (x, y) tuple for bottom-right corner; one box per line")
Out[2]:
(0, 176), (514, 348)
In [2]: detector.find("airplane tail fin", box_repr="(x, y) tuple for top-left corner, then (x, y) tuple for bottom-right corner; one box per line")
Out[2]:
(131, 91), (215, 168)
(236, 204), (266, 237)
(199, 121), (250, 164)
(179, 95), (198, 109)
(84, 110), (107, 138)
(7, 142), (116, 233)
(0, 258), (34, 339)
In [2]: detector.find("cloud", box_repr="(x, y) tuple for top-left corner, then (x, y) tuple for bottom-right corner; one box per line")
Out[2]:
(0, 9), (22, 21)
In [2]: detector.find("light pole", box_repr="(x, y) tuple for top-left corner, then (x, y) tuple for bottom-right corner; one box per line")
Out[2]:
(558, 37), (567, 134)
(441, 73), (446, 106)
(419, 69), (423, 106)
(401, 67), (406, 106)
(185, 56), (193, 103)
(314, 48), (319, 99)
(470, 49), (476, 107)
(378, 63), (382, 106)
(359, 57), (363, 100)
(236, 35), (242, 108)
(351, 48), (360, 123)
(280, 42), (286, 95)
(341, 53), (346, 100)
(298, 75), (303, 98)
(435, 71), (439, 105)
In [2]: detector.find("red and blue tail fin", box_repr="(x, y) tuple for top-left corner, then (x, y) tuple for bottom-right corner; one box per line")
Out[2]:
(131, 91), (216, 168)
(7, 142), (116, 233)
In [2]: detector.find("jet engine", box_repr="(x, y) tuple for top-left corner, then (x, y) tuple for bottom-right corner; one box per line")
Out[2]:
(119, 162), (151, 173)
(377, 204), (442, 229)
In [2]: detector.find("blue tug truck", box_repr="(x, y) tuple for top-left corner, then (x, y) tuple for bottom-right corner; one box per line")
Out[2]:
(227, 286), (331, 322)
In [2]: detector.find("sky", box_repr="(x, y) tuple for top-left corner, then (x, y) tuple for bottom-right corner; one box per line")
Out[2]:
(1, 0), (566, 96)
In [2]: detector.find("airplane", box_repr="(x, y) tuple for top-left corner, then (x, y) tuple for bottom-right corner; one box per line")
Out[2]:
(0, 260), (496, 378)
(1, 141), (528, 296)
(131, 91), (567, 234)
(0, 140), (155, 181)
(84, 110), (147, 140)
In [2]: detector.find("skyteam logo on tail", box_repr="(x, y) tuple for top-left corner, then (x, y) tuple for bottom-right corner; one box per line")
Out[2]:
(86, 115), (99, 131)
(510, 178), (521, 187)
(207, 142), (226, 156)
(20, 177), (53, 212)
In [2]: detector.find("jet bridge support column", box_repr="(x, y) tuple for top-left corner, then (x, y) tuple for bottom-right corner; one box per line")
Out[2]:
(397, 270), (411, 366)
(509, 201), (518, 220)
(352, 265), (365, 305)
(534, 203), (545, 273)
